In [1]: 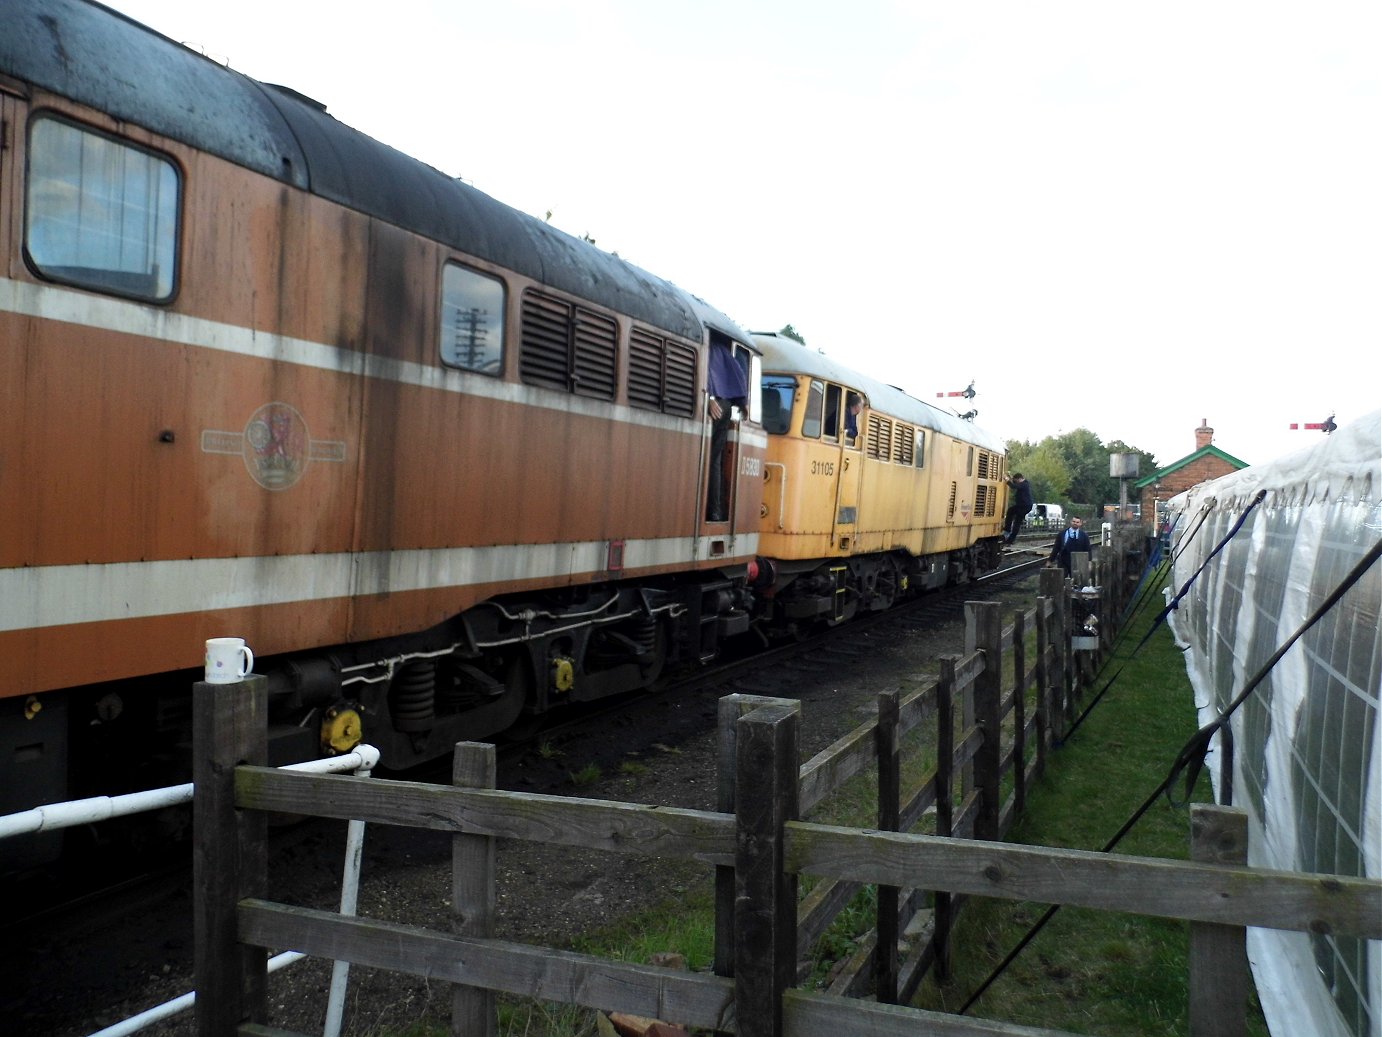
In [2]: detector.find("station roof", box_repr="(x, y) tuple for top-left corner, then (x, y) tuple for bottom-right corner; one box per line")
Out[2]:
(1135, 445), (1249, 488)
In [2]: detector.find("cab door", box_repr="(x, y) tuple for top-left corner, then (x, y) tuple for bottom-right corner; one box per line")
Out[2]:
(818, 383), (861, 553)
(699, 336), (760, 535)
(832, 432), (862, 552)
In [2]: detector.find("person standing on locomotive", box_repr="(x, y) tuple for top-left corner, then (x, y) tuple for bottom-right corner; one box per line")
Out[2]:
(706, 335), (749, 522)
(1003, 472), (1034, 544)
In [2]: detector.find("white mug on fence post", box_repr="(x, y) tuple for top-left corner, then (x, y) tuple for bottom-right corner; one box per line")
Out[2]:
(204, 637), (254, 684)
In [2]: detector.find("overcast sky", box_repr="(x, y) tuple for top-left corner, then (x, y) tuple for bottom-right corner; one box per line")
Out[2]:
(111, 0), (1380, 469)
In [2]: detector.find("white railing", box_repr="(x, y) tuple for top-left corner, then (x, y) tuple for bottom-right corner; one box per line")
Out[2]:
(2, 744), (381, 1037)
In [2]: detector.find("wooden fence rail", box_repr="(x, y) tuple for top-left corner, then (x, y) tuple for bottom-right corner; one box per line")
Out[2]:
(194, 529), (1382, 1036)
(208, 706), (1382, 1037)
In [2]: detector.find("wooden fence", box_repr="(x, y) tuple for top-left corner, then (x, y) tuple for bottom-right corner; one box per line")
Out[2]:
(192, 535), (1382, 1036)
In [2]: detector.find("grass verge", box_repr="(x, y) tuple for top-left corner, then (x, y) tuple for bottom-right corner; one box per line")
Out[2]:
(910, 581), (1270, 1036)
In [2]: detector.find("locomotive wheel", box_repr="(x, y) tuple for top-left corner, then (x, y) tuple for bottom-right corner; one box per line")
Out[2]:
(636, 620), (670, 685)
(497, 650), (545, 742)
(872, 556), (901, 611)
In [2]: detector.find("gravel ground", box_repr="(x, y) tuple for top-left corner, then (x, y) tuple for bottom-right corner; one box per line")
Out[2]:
(17, 576), (1040, 1037)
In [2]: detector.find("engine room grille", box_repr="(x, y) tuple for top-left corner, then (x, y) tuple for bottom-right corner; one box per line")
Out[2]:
(628, 328), (697, 417)
(894, 424), (915, 465)
(976, 483), (996, 517)
(520, 288), (617, 400)
(664, 343), (697, 416)
(866, 415), (893, 460)
(572, 310), (617, 399)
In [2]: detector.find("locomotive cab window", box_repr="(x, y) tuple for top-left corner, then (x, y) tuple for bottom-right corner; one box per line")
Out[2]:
(441, 262), (505, 374)
(760, 376), (795, 434)
(24, 116), (180, 301)
(915, 430), (926, 469)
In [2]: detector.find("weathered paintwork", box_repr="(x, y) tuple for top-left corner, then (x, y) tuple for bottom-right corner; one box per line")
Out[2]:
(0, 78), (762, 701)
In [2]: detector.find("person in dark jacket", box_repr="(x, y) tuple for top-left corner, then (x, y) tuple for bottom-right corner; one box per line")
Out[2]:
(1050, 516), (1092, 575)
(1003, 473), (1034, 544)
(706, 336), (748, 522)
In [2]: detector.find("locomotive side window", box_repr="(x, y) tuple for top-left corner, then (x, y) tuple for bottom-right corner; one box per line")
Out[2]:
(520, 288), (618, 400)
(822, 384), (843, 440)
(440, 262), (505, 374)
(801, 379), (824, 438)
(628, 328), (698, 417)
(915, 430), (926, 469)
(24, 116), (179, 301)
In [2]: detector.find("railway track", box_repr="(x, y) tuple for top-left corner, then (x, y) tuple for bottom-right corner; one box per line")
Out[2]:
(492, 551), (1047, 757)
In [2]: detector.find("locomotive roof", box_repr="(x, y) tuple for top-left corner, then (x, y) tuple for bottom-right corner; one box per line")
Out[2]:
(752, 332), (1008, 453)
(3, 0), (744, 347)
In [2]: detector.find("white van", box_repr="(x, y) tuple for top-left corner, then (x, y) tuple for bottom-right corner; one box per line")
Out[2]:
(1027, 503), (1064, 528)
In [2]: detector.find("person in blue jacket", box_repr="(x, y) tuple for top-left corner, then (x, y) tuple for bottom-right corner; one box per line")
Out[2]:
(706, 336), (748, 522)
(1049, 516), (1092, 575)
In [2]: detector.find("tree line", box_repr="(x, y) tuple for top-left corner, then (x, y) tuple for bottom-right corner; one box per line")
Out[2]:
(1005, 430), (1157, 518)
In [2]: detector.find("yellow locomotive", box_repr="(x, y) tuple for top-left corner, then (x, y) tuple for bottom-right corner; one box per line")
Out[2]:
(752, 332), (1007, 633)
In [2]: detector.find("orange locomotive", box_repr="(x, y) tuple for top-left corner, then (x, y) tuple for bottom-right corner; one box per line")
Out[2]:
(0, 0), (767, 861)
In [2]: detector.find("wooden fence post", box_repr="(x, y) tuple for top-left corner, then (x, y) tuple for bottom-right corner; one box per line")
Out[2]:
(1034, 597), (1051, 776)
(735, 702), (800, 1037)
(1189, 805), (1250, 1037)
(970, 601), (1003, 842)
(716, 695), (739, 986)
(962, 607), (977, 803)
(717, 693), (799, 991)
(1011, 608), (1027, 818)
(452, 742), (497, 1037)
(1039, 567), (1070, 740)
(933, 655), (957, 982)
(193, 675), (268, 1037)
(875, 689), (900, 1004)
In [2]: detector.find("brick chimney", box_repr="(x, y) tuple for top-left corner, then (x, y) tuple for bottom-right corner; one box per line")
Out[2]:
(1195, 418), (1214, 450)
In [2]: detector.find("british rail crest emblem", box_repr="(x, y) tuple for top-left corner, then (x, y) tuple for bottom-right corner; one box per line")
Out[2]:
(201, 403), (347, 490)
